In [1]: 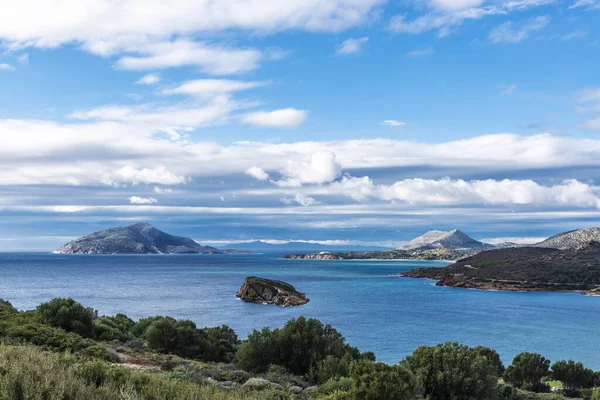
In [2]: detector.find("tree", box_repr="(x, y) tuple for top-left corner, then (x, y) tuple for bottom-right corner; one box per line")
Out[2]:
(0, 299), (17, 314)
(551, 360), (595, 390)
(36, 298), (96, 338)
(401, 342), (498, 400)
(145, 317), (200, 358)
(505, 352), (550, 391)
(202, 325), (239, 362)
(473, 345), (505, 376)
(235, 327), (277, 372)
(94, 314), (135, 342)
(348, 360), (417, 400)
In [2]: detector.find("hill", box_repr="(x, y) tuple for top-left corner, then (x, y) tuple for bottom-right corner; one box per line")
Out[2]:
(535, 227), (600, 250)
(400, 229), (493, 251)
(54, 223), (222, 254)
(402, 242), (600, 294)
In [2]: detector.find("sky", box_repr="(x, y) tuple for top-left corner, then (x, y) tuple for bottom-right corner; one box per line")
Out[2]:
(0, 0), (599, 251)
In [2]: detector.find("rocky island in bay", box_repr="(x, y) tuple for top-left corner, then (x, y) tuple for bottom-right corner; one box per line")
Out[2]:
(54, 223), (231, 254)
(401, 229), (600, 295)
(236, 276), (309, 307)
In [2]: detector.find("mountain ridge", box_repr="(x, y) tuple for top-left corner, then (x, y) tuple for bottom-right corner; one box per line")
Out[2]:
(399, 229), (493, 251)
(535, 227), (600, 250)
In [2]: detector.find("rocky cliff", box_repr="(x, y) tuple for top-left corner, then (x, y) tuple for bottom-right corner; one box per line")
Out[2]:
(54, 223), (222, 254)
(236, 277), (309, 307)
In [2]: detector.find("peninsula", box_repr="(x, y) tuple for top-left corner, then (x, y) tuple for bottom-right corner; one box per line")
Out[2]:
(401, 241), (600, 295)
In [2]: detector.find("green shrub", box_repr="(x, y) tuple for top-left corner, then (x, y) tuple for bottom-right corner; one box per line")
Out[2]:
(146, 317), (201, 358)
(36, 297), (96, 338)
(401, 342), (499, 400)
(316, 376), (352, 395)
(592, 387), (600, 400)
(551, 359), (595, 390)
(506, 352), (551, 391)
(0, 299), (17, 314)
(348, 360), (417, 400)
(4, 322), (92, 352)
(94, 314), (135, 342)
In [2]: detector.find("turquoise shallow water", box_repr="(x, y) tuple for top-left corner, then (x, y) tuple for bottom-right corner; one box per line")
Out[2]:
(1, 253), (599, 367)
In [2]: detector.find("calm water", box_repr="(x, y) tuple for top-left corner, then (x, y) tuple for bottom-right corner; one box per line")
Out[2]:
(1, 253), (599, 367)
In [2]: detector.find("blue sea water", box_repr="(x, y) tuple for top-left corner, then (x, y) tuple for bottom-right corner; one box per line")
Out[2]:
(1, 252), (599, 368)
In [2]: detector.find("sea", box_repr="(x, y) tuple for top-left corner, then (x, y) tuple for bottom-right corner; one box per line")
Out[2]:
(1, 252), (599, 368)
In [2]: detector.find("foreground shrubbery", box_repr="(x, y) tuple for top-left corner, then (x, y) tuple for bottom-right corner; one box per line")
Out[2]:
(1, 297), (600, 400)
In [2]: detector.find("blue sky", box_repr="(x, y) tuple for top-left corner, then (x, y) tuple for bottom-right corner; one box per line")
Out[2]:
(0, 0), (599, 250)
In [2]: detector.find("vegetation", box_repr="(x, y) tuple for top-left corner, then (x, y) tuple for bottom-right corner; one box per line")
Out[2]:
(1, 296), (599, 400)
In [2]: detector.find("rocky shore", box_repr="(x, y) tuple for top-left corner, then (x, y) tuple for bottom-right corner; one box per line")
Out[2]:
(283, 248), (467, 261)
(236, 276), (309, 307)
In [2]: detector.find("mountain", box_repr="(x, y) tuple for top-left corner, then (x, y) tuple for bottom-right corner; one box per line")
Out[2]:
(54, 223), (222, 254)
(219, 241), (388, 253)
(399, 229), (492, 251)
(402, 241), (600, 294)
(535, 227), (600, 250)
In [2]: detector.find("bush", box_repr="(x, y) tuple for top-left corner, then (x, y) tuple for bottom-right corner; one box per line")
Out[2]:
(311, 353), (354, 383)
(202, 325), (239, 362)
(3, 322), (92, 352)
(236, 317), (362, 379)
(401, 342), (499, 400)
(505, 352), (551, 391)
(592, 387), (600, 400)
(94, 314), (135, 342)
(551, 360), (595, 390)
(348, 360), (416, 400)
(0, 299), (17, 314)
(473, 345), (505, 376)
(36, 298), (96, 338)
(145, 317), (200, 358)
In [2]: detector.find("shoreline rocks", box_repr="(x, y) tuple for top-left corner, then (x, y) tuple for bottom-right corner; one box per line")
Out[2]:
(236, 276), (309, 307)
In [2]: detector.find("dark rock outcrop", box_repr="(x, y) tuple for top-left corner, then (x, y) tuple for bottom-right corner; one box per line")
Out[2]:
(54, 223), (222, 254)
(236, 277), (309, 307)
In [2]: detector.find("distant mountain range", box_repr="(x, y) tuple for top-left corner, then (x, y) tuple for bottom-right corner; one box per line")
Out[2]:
(399, 229), (494, 251)
(54, 223), (223, 254)
(218, 241), (388, 253)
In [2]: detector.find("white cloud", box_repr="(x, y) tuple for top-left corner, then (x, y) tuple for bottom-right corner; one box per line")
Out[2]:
(336, 37), (369, 55)
(489, 16), (551, 44)
(282, 193), (320, 206)
(136, 73), (160, 85)
(0, 64), (15, 71)
(113, 166), (187, 185)
(381, 119), (406, 127)
(569, 0), (599, 8)
(577, 88), (600, 131)
(407, 47), (434, 57)
(242, 108), (307, 128)
(162, 79), (267, 96)
(245, 166), (270, 181)
(129, 196), (158, 204)
(0, 1), (383, 75)
(114, 40), (262, 75)
(389, 0), (554, 37)
(153, 187), (173, 194)
(277, 151), (342, 186)
(429, 0), (484, 11)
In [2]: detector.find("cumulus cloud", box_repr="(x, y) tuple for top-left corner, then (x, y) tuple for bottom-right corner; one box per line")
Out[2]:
(381, 119), (406, 127)
(162, 79), (267, 96)
(489, 16), (550, 44)
(336, 37), (369, 55)
(129, 196), (158, 204)
(0, 64), (15, 71)
(241, 108), (307, 128)
(277, 151), (342, 187)
(324, 176), (600, 208)
(245, 166), (270, 181)
(136, 73), (160, 85)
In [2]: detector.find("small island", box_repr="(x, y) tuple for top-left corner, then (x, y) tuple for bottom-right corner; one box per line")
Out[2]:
(236, 276), (309, 307)
(401, 241), (600, 295)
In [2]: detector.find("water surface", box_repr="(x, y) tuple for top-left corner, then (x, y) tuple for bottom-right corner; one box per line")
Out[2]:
(1, 253), (599, 367)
